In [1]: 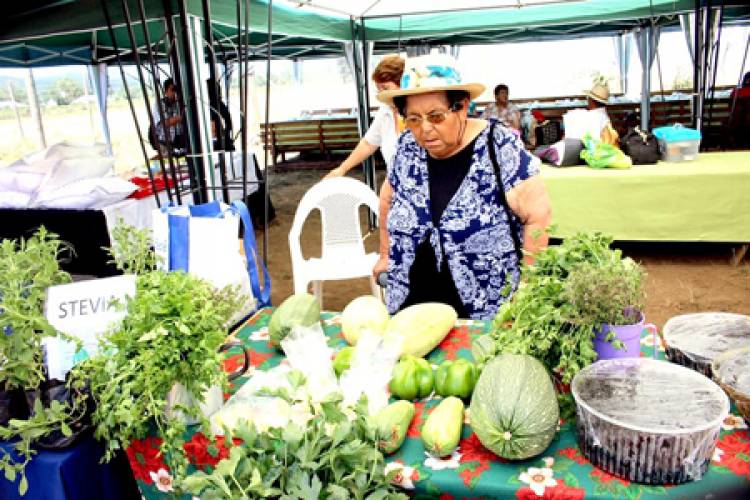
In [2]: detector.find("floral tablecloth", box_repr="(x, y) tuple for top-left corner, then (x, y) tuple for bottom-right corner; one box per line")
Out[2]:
(133, 309), (750, 499)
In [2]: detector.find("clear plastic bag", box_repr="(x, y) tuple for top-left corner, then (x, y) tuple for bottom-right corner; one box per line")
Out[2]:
(339, 332), (401, 415)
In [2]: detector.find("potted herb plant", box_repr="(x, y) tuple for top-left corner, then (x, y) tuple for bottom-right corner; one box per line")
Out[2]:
(0, 228), (91, 495)
(474, 232), (641, 420)
(562, 255), (648, 360)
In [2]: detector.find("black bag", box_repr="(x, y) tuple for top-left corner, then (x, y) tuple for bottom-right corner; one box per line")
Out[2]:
(535, 120), (562, 146)
(620, 127), (660, 164)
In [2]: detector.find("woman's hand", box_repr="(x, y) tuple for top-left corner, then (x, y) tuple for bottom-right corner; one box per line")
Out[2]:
(372, 254), (388, 280)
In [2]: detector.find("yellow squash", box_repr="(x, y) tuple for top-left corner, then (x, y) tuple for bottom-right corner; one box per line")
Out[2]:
(384, 303), (457, 358)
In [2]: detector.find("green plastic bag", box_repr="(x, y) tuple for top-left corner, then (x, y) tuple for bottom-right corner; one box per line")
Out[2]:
(580, 133), (632, 169)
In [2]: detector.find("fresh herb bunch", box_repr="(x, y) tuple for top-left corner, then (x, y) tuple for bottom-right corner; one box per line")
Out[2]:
(75, 225), (242, 480)
(0, 227), (72, 391)
(0, 228), (86, 496)
(479, 231), (647, 422)
(182, 395), (407, 499)
(106, 221), (159, 275)
(563, 257), (645, 327)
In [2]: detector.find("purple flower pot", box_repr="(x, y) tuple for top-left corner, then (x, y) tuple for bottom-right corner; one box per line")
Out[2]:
(594, 313), (654, 360)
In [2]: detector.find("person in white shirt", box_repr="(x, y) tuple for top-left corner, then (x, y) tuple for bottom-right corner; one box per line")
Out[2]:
(584, 81), (619, 146)
(325, 55), (405, 178)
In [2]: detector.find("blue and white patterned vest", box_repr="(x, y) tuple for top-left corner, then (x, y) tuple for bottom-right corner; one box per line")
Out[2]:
(386, 121), (538, 320)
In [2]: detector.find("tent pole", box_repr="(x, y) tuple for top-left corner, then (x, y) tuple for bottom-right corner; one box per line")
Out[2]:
(89, 63), (113, 156)
(360, 16), (377, 229)
(640, 26), (651, 131)
(175, 0), (213, 204)
(202, 0), (230, 203)
(7, 81), (24, 140)
(135, 0), (181, 204)
(119, 0), (174, 203)
(263, 0), (273, 264)
(706, 6), (724, 131)
(25, 67), (47, 150)
(163, 2), (195, 202)
(99, 0), (161, 207)
(237, 0), (247, 201)
(692, 2), (701, 129)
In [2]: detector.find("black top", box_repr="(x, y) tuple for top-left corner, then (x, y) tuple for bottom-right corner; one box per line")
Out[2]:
(400, 137), (477, 317)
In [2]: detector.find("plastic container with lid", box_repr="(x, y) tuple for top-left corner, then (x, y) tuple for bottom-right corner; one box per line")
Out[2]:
(653, 124), (702, 162)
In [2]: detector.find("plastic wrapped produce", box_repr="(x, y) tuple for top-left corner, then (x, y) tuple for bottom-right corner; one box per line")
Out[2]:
(572, 358), (729, 485)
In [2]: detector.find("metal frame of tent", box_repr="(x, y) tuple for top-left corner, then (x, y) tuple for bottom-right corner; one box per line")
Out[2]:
(1, 1), (748, 216)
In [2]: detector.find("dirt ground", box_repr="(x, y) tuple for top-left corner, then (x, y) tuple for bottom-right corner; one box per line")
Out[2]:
(257, 161), (750, 331)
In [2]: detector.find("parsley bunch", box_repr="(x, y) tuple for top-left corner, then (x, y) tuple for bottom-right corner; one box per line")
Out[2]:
(183, 393), (407, 499)
(75, 224), (242, 480)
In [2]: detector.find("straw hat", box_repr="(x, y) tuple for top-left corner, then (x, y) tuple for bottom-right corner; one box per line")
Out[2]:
(584, 81), (611, 105)
(377, 54), (485, 106)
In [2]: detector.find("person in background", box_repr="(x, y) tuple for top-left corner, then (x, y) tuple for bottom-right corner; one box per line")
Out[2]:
(152, 78), (185, 154)
(325, 55), (405, 178)
(584, 81), (619, 146)
(727, 72), (750, 148)
(481, 83), (521, 132)
(207, 79), (235, 152)
(374, 55), (551, 320)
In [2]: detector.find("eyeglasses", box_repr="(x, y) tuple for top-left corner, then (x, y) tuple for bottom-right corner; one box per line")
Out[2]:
(403, 109), (455, 130)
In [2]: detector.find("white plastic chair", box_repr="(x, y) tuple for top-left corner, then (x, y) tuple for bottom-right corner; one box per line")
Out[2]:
(289, 177), (382, 307)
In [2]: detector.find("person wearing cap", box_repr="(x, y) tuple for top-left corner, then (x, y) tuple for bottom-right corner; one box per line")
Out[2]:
(585, 81), (619, 146)
(374, 54), (551, 320)
(325, 55), (405, 178)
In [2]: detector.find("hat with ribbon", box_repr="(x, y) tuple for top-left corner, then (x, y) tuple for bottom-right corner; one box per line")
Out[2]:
(377, 54), (484, 106)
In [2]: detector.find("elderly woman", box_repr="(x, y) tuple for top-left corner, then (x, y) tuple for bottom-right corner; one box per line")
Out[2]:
(326, 55), (405, 177)
(374, 55), (552, 320)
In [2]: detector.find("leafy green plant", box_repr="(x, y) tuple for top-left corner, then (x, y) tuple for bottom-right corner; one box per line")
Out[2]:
(478, 233), (644, 420)
(0, 228), (72, 391)
(563, 257), (645, 328)
(75, 225), (242, 480)
(182, 391), (407, 499)
(0, 228), (86, 495)
(0, 386), (88, 495)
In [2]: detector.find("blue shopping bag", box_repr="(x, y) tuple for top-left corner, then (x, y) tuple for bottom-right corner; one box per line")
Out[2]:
(152, 200), (271, 316)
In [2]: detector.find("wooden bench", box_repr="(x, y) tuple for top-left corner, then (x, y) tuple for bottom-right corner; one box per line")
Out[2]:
(260, 118), (362, 166)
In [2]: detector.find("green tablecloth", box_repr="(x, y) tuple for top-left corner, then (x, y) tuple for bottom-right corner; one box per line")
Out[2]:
(133, 309), (750, 498)
(541, 151), (750, 242)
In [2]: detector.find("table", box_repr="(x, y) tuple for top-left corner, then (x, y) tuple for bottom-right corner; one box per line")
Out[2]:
(0, 436), (139, 500)
(541, 151), (750, 243)
(134, 309), (750, 498)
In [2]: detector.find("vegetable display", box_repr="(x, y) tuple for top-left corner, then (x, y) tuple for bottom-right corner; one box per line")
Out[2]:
(470, 354), (559, 460)
(435, 359), (478, 400)
(341, 295), (390, 345)
(332, 346), (354, 377)
(268, 293), (321, 348)
(421, 396), (464, 457)
(385, 303), (457, 358)
(389, 355), (434, 400)
(373, 400), (415, 454)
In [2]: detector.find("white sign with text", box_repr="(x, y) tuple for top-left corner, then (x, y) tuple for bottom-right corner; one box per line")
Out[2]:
(43, 275), (136, 380)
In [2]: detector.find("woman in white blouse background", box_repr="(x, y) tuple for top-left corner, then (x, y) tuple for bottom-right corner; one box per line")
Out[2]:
(325, 55), (405, 178)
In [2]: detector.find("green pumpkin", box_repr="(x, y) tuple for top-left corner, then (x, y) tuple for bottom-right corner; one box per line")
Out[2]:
(469, 354), (559, 460)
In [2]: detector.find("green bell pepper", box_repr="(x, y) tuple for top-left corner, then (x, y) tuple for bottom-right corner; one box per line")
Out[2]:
(389, 355), (434, 400)
(435, 359), (478, 399)
(333, 346), (354, 377)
